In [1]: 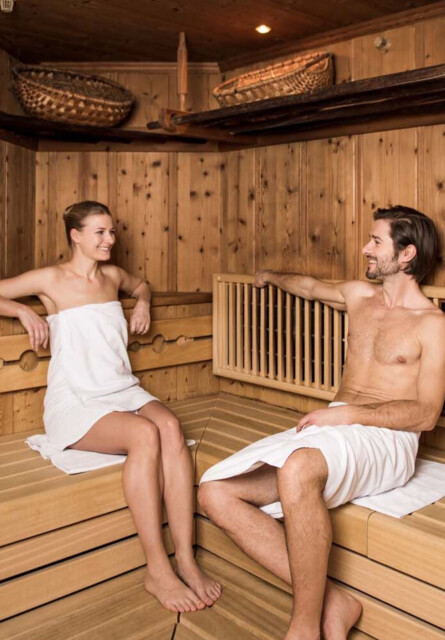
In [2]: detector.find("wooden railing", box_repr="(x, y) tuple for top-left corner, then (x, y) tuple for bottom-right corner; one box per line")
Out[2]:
(213, 274), (445, 401)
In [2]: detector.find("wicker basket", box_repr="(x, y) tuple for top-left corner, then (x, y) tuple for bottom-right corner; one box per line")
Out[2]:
(213, 52), (334, 107)
(12, 65), (135, 127)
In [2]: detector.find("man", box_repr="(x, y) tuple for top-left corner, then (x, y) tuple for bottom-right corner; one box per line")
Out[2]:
(198, 206), (445, 640)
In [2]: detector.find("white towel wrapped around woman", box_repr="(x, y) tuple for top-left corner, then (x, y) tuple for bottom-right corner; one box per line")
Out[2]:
(42, 300), (157, 451)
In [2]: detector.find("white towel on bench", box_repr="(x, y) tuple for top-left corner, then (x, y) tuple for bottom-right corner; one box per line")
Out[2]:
(260, 458), (445, 519)
(26, 434), (196, 475)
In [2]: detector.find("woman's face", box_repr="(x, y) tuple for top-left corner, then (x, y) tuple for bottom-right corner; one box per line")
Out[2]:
(71, 213), (116, 260)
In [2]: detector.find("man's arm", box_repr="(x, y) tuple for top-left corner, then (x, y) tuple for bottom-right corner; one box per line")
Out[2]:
(298, 314), (445, 433)
(254, 270), (366, 311)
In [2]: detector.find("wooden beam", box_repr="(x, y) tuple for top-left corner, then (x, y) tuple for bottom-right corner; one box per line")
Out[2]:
(220, 0), (445, 71)
(0, 110), (208, 147)
(148, 108), (258, 145)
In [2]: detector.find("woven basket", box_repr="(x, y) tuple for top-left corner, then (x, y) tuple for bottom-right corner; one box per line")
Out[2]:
(213, 52), (334, 107)
(12, 65), (135, 127)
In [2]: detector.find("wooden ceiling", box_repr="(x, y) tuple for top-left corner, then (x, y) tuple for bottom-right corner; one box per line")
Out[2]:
(0, 0), (442, 69)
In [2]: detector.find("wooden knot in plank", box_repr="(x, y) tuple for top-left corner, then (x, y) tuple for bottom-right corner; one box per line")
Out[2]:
(19, 350), (39, 372)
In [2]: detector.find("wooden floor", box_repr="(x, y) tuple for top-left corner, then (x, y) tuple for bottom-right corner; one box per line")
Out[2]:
(1, 392), (445, 639)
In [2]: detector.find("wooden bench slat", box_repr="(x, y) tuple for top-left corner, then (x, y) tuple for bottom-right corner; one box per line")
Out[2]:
(0, 508), (138, 580)
(0, 528), (174, 620)
(368, 513), (445, 589)
(0, 567), (176, 640)
(328, 546), (445, 628)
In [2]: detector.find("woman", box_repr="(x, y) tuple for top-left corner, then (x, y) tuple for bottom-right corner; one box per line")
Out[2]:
(0, 200), (221, 613)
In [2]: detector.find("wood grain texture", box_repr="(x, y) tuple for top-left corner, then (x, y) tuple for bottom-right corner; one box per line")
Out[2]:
(0, 567), (176, 640)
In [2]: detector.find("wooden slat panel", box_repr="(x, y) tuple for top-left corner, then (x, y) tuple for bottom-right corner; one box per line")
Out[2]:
(277, 288), (284, 381)
(323, 305), (332, 389)
(268, 284), (275, 380)
(244, 283), (251, 373)
(260, 287), (267, 377)
(303, 299), (311, 385)
(236, 282), (242, 371)
(228, 282), (235, 369)
(295, 296), (302, 385)
(314, 300), (321, 389)
(252, 286), (258, 375)
(285, 292), (292, 383)
(333, 310), (342, 390)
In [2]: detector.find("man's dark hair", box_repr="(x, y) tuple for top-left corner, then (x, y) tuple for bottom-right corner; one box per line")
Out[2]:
(373, 205), (439, 283)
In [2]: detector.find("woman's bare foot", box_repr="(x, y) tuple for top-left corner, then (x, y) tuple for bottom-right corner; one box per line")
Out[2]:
(322, 582), (362, 640)
(144, 566), (206, 613)
(176, 555), (222, 607)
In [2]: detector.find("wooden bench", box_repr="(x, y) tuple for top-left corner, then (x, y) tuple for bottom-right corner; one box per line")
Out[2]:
(1, 393), (444, 640)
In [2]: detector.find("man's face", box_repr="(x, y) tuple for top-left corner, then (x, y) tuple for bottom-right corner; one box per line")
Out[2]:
(362, 219), (400, 280)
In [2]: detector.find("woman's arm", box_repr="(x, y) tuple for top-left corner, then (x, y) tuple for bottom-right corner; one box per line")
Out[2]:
(0, 269), (54, 351)
(110, 266), (151, 335)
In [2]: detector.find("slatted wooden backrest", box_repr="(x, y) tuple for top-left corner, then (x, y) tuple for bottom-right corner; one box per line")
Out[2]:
(213, 274), (445, 403)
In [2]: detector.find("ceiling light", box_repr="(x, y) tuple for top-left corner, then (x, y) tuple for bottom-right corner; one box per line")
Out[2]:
(255, 25), (271, 34)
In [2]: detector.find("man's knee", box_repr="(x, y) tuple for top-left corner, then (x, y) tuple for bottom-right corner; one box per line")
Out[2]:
(198, 480), (231, 518)
(278, 448), (328, 495)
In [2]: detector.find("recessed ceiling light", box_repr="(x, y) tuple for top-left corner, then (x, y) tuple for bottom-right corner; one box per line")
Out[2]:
(256, 25), (271, 34)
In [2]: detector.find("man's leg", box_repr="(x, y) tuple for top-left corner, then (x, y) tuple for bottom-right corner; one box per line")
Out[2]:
(199, 449), (361, 640)
(277, 449), (331, 640)
(198, 463), (292, 583)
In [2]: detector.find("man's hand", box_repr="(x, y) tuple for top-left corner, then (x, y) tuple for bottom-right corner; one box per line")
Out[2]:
(18, 307), (49, 352)
(254, 270), (272, 288)
(129, 301), (151, 335)
(297, 405), (353, 432)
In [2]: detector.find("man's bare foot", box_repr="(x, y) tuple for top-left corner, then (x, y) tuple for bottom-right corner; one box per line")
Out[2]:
(144, 567), (206, 613)
(322, 582), (362, 640)
(176, 556), (222, 607)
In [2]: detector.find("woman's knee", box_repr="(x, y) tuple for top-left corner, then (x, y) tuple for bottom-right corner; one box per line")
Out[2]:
(157, 413), (186, 449)
(127, 417), (160, 454)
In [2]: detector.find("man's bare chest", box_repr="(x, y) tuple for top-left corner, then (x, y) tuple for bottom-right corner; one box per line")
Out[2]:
(347, 306), (422, 367)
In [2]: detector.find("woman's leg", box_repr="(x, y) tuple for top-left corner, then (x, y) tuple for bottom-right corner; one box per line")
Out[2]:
(70, 411), (205, 613)
(138, 401), (222, 606)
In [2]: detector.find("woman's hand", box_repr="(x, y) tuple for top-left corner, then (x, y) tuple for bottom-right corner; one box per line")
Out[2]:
(130, 301), (151, 335)
(17, 307), (49, 352)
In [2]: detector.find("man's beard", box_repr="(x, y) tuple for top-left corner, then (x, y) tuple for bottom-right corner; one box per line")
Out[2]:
(366, 254), (400, 280)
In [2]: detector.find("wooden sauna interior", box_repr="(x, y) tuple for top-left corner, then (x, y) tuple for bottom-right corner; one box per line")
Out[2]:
(1, 2), (445, 639)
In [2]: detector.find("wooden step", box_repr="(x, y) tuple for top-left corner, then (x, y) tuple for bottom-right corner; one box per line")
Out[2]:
(0, 527), (175, 620)
(368, 501), (445, 589)
(196, 519), (445, 635)
(184, 550), (391, 640)
(0, 568), (176, 640)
